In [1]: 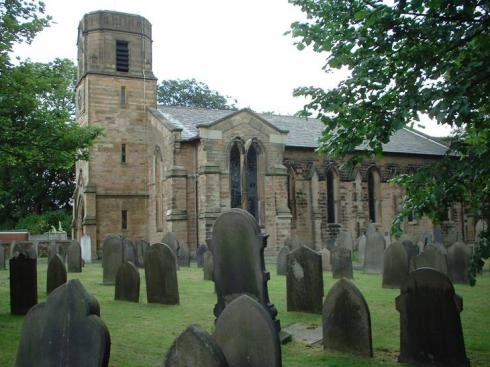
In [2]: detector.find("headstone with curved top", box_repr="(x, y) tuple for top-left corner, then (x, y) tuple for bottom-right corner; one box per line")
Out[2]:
(144, 243), (179, 304)
(47, 254), (67, 294)
(447, 241), (471, 284)
(363, 229), (385, 274)
(67, 241), (82, 273)
(276, 246), (289, 276)
(115, 261), (140, 302)
(382, 242), (408, 288)
(102, 235), (125, 285)
(331, 246), (353, 279)
(412, 244), (448, 275)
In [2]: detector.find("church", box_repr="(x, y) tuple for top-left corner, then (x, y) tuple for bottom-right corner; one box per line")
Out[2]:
(72, 10), (470, 258)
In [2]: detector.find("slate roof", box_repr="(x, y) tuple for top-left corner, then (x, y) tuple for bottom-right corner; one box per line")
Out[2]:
(156, 105), (448, 156)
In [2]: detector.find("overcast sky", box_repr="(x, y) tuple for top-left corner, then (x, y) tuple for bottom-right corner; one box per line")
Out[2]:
(12, 0), (452, 136)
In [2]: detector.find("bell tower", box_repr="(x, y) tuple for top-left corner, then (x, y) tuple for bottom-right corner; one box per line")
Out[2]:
(73, 11), (157, 257)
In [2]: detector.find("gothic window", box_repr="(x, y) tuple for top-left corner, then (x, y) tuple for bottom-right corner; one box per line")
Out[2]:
(230, 143), (242, 209)
(367, 167), (381, 223)
(121, 210), (128, 230)
(121, 143), (127, 163)
(326, 168), (338, 223)
(116, 40), (129, 72)
(246, 145), (258, 219)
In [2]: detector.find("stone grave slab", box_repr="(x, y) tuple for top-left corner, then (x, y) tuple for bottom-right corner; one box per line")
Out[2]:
(363, 230), (385, 274)
(323, 278), (373, 357)
(115, 261), (140, 302)
(335, 230), (354, 251)
(102, 234), (125, 285)
(276, 246), (289, 276)
(10, 253), (37, 315)
(320, 248), (331, 271)
(80, 234), (92, 263)
(282, 323), (322, 347)
(178, 243), (191, 267)
(47, 254), (67, 294)
(214, 295), (281, 367)
(11, 241), (36, 259)
(196, 243), (208, 268)
(134, 239), (149, 268)
(203, 251), (214, 281)
(382, 242), (409, 288)
(163, 324), (228, 367)
(357, 234), (366, 266)
(286, 246), (324, 314)
(447, 241), (471, 284)
(67, 241), (82, 273)
(396, 268), (469, 366)
(123, 238), (136, 265)
(401, 239), (419, 270)
(412, 244), (448, 275)
(145, 243), (179, 304)
(15, 279), (111, 367)
(162, 232), (180, 258)
(331, 247), (353, 279)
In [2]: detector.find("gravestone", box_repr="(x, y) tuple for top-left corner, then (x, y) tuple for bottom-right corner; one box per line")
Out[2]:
(144, 243), (179, 304)
(396, 268), (469, 366)
(401, 239), (419, 268)
(115, 261), (140, 302)
(445, 227), (459, 246)
(102, 234), (125, 285)
(412, 244), (448, 275)
(47, 254), (67, 294)
(196, 243), (208, 268)
(366, 223), (377, 236)
(10, 253), (37, 315)
(434, 225), (444, 244)
(123, 238), (137, 265)
(286, 246), (324, 314)
(335, 230), (354, 251)
(178, 243), (191, 267)
(15, 279), (111, 367)
(382, 242), (409, 288)
(162, 232), (180, 259)
(0, 243), (5, 270)
(47, 241), (59, 262)
(203, 251), (214, 281)
(331, 247), (353, 279)
(276, 246), (289, 275)
(320, 248), (331, 271)
(67, 241), (82, 273)
(447, 242), (470, 284)
(134, 239), (149, 268)
(214, 295), (281, 367)
(363, 229), (385, 274)
(11, 241), (36, 259)
(163, 324), (228, 367)
(323, 278), (373, 357)
(285, 236), (302, 251)
(81, 234), (92, 263)
(210, 209), (279, 331)
(357, 234), (367, 266)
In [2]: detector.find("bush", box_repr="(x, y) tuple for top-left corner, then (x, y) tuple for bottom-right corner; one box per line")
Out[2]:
(15, 210), (72, 235)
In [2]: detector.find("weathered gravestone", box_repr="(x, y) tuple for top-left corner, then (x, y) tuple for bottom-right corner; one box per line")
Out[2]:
(178, 243), (191, 267)
(15, 279), (111, 367)
(363, 229), (386, 274)
(447, 242), (471, 284)
(445, 227), (459, 246)
(214, 295), (281, 367)
(145, 243), (179, 304)
(285, 236), (303, 251)
(81, 234), (92, 263)
(323, 278), (373, 357)
(382, 242), (409, 289)
(0, 243), (6, 270)
(10, 253), (37, 315)
(163, 324), (228, 367)
(203, 251), (214, 281)
(320, 248), (331, 271)
(134, 239), (149, 268)
(412, 244), (448, 275)
(401, 239), (419, 268)
(47, 254), (67, 294)
(357, 234), (366, 266)
(286, 246), (324, 314)
(434, 225), (444, 244)
(276, 246), (289, 276)
(11, 241), (36, 259)
(210, 209), (279, 331)
(115, 261), (140, 302)
(102, 235), (125, 285)
(47, 241), (60, 262)
(67, 241), (82, 273)
(331, 247), (353, 279)
(335, 230), (354, 251)
(196, 243), (208, 268)
(396, 268), (469, 366)
(123, 238), (137, 265)
(162, 232), (180, 259)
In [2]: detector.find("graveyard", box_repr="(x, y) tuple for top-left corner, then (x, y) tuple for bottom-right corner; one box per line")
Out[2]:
(0, 257), (489, 366)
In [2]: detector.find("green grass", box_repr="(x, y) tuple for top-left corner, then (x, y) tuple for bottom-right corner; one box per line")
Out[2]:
(1, 260), (489, 366)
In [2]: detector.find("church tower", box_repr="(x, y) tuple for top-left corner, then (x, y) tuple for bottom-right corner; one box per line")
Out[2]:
(73, 11), (157, 257)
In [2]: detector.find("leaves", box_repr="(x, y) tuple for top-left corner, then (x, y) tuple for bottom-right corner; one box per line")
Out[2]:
(289, 0), (490, 284)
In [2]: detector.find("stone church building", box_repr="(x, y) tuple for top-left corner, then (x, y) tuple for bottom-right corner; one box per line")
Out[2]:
(73, 10), (469, 258)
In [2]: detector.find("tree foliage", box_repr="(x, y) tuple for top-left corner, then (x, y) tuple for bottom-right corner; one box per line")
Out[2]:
(0, 1), (102, 231)
(157, 78), (238, 110)
(289, 0), (490, 284)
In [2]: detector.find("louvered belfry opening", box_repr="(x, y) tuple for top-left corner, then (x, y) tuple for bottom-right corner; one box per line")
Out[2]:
(116, 40), (129, 72)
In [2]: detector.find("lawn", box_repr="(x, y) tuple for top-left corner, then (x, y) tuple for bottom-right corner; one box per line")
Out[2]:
(0, 259), (489, 367)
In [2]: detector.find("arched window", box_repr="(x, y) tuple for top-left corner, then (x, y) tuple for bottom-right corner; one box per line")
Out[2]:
(230, 143), (242, 209)
(246, 145), (258, 219)
(326, 168), (339, 223)
(367, 166), (381, 223)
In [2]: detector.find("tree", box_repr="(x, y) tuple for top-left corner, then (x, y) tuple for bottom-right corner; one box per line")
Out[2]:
(289, 0), (490, 284)
(157, 78), (238, 110)
(0, 1), (102, 230)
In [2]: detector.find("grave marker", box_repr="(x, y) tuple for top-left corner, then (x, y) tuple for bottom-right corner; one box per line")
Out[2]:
(382, 242), (409, 288)
(276, 246), (289, 276)
(144, 243), (179, 304)
(10, 253), (37, 315)
(331, 246), (353, 279)
(47, 254), (67, 294)
(115, 261), (140, 302)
